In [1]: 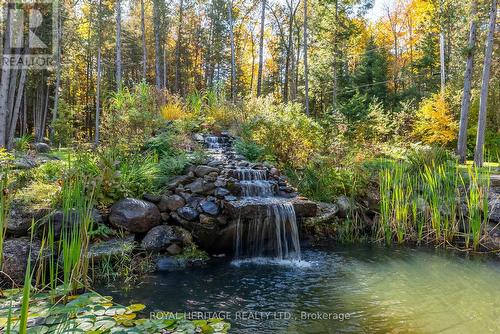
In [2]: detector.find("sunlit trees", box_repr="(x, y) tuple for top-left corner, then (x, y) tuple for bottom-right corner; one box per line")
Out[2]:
(473, 0), (497, 167)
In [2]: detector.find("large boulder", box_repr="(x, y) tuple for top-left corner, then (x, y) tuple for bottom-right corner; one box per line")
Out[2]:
(194, 165), (219, 177)
(8, 204), (49, 237)
(158, 195), (185, 212)
(166, 175), (196, 190)
(141, 225), (192, 251)
(1, 238), (44, 285)
(109, 198), (161, 233)
(34, 142), (51, 153)
(489, 191), (500, 223)
(185, 179), (216, 195)
(13, 156), (37, 170)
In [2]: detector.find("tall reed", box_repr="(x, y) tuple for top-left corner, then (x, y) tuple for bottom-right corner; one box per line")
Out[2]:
(463, 165), (490, 250)
(59, 175), (95, 293)
(378, 158), (491, 249)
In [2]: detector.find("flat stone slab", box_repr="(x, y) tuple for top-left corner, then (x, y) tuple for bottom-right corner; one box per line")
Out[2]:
(87, 236), (135, 261)
(223, 197), (318, 219)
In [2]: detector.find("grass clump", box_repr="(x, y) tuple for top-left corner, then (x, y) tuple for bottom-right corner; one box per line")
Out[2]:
(378, 159), (491, 250)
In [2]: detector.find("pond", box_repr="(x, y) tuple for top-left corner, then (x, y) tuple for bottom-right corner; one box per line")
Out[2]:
(99, 245), (500, 334)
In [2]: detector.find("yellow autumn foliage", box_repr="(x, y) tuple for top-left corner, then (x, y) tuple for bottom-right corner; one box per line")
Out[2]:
(414, 93), (457, 145)
(160, 102), (184, 121)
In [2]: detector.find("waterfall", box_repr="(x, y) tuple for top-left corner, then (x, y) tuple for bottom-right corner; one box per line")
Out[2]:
(235, 168), (267, 181)
(235, 168), (276, 197)
(240, 181), (274, 197)
(202, 134), (302, 262)
(205, 136), (222, 149)
(235, 202), (301, 260)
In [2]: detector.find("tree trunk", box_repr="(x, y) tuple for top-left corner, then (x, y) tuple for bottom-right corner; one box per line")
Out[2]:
(439, 0), (446, 93)
(250, 30), (255, 95)
(163, 48), (167, 90)
(457, 0), (478, 163)
(257, 0), (266, 96)
(95, 0), (103, 148)
(7, 70), (26, 150)
(332, 0), (338, 108)
(140, 0), (147, 81)
(51, 8), (62, 142)
(40, 84), (50, 141)
(284, 0), (298, 103)
(293, 24), (301, 101)
(303, 0), (309, 115)
(0, 6), (12, 147)
(115, 0), (122, 90)
(153, 0), (162, 90)
(174, 0), (184, 93)
(474, 0), (497, 167)
(228, 0), (236, 102)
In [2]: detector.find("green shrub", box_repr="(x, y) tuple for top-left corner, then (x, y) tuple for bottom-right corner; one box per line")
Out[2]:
(119, 154), (159, 198)
(234, 139), (264, 162)
(287, 157), (369, 202)
(249, 102), (323, 168)
(145, 130), (181, 158)
(158, 154), (191, 182)
(33, 160), (68, 182)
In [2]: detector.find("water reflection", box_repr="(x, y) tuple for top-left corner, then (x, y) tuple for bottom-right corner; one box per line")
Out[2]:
(99, 245), (500, 334)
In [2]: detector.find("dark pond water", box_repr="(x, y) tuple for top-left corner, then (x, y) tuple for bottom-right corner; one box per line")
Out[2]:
(99, 245), (500, 334)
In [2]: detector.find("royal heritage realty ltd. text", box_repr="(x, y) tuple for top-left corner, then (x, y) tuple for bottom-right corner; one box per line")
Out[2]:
(150, 311), (351, 322)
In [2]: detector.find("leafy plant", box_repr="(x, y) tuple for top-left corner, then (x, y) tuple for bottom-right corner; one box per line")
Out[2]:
(14, 134), (34, 152)
(249, 102), (323, 168)
(234, 139), (264, 162)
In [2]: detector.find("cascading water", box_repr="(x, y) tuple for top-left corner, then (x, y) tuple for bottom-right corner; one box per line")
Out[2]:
(234, 168), (276, 198)
(205, 136), (223, 149)
(234, 201), (301, 260)
(202, 134), (302, 261)
(231, 168), (302, 260)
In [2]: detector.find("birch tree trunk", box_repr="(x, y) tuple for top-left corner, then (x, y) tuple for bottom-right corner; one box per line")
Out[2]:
(95, 0), (103, 148)
(0, 7), (12, 147)
(227, 0), (236, 102)
(457, 0), (478, 163)
(303, 0), (310, 115)
(257, 0), (266, 96)
(116, 0), (122, 90)
(284, 0), (298, 103)
(140, 0), (147, 81)
(474, 0), (497, 167)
